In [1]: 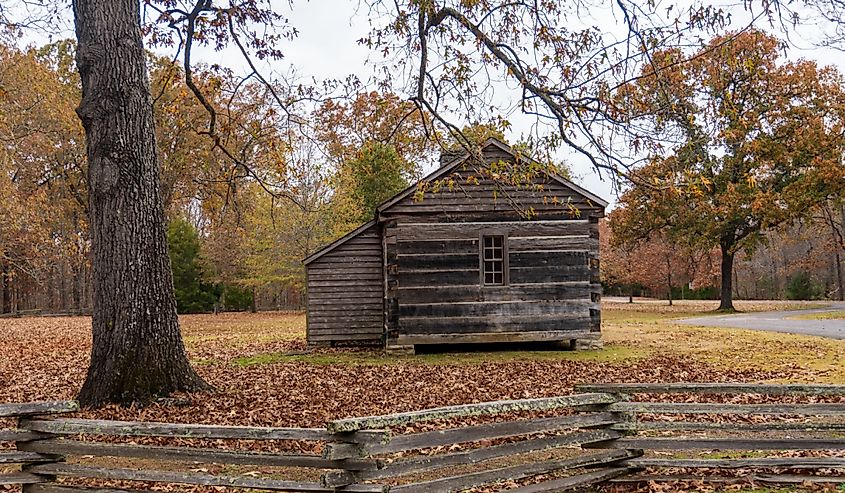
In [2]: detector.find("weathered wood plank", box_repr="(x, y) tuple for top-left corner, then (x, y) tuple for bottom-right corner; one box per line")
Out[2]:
(611, 421), (845, 432)
(26, 464), (385, 492)
(509, 251), (589, 267)
(308, 298), (382, 307)
(308, 325), (383, 333)
(609, 474), (745, 484)
(308, 314), (383, 324)
(388, 450), (639, 493)
(398, 270), (479, 287)
(308, 329), (382, 337)
(611, 474), (845, 485)
(19, 439), (377, 470)
(0, 401), (78, 418)
(397, 253), (477, 270)
(397, 300), (591, 318)
(508, 236), (596, 252)
(396, 239), (479, 255)
(308, 323), (383, 332)
(395, 330), (597, 345)
(21, 418), (383, 443)
(369, 412), (618, 455)
(755, 474), (845, 484)
(308, 280), (383, 288)
(326, 393), (617, 433)
(307, 285), (383, 293)
(0, 451), (56, 464)
(607, 402), (845, 416)
(628, 457), (845, 469)
(398, 316), (592, 335)
(575, 383), (845, 395)
(394, 221), (591, 240)
(307, 262), (382, 271)
(502, 466), (631, 493)
(509, 265), (590, 284)
(309, 305), (383, 313)
(307, 273), (382, 282)
(396, 283), (591, 304)
(26, 485), (153, 493)
(358, 430), (624, 480)
(591, 437), (845, 451)
(0, 472), (45, 486)
(0, 429), (48, 441)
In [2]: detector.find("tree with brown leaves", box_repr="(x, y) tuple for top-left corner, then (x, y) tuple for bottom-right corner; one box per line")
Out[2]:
(613, 31), (845, 311)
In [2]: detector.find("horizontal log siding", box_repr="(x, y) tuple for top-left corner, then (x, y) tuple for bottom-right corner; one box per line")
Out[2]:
(306, 224), (384, 345)
(386, 217), (600, 345)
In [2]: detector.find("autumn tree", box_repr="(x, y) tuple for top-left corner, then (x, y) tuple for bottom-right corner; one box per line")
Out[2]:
(71, 0), (210, 405)
(315, 91), (433, 169)
(0, 41), (89, 313)
(614, 31), (845, 311)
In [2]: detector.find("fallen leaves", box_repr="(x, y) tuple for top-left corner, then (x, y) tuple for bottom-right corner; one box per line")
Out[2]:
(1, 303), (842, 493)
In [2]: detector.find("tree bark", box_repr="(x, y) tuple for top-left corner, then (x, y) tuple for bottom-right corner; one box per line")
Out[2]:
(72, 0), (210, 406)
(0, 262), (6, 314)
(719, 242), (735, 311)
(665, 257), (673, 306)
(837, 204), (845, 301)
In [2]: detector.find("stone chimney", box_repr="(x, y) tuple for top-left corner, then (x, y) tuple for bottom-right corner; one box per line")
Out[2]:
(439, 148), (465, 168)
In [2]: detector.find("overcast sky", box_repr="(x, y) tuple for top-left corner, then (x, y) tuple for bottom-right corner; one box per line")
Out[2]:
(268, 1), (845, 207)
(15, 1), (845, 208)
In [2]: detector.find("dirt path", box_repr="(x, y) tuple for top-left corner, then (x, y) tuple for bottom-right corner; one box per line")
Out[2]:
(678, 302), (845, 339)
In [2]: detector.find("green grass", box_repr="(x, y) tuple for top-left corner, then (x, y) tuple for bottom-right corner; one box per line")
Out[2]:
(190, 357), (218, 366)
(602, 310), (705, 324)
(232, 345), (648, 367)
(788, 310), (845, 321)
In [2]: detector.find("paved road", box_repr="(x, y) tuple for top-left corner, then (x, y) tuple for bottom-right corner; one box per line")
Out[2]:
(678, 303), (845, 339)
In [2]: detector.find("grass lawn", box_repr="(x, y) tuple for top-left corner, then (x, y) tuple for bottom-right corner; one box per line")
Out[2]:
(789, 310), (845, 321)
(1, 299), (842, 492)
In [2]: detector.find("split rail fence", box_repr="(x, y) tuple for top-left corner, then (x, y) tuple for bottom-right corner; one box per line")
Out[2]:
(3, 383), (845, 492)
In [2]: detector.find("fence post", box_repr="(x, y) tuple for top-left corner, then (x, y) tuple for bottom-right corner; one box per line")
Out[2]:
(320, 429), (388, 489)
(4, 401), (78, 493)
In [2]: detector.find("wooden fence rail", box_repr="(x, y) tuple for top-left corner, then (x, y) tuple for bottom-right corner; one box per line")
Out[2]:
(4, 384), (845, 492)
(1, 393), (630, 493)
(575, 382), (845, 487)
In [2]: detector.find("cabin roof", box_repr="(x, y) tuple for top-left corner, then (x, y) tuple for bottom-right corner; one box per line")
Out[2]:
(302, 219), (377, 265)
(303, 137), (607, 265)
(376, 137), (609, 213)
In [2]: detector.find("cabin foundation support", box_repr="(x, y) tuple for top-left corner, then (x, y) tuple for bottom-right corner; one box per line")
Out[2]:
(574, 335), (604, 351)
(385, 344), (415, 356)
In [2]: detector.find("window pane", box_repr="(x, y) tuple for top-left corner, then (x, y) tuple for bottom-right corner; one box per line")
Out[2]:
(482, 235), (506, 285)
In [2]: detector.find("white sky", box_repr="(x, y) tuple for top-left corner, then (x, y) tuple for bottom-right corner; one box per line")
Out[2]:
(14, 0), (845, 208)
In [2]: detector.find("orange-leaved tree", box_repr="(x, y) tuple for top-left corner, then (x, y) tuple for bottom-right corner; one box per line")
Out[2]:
(614, 30), (845, 311)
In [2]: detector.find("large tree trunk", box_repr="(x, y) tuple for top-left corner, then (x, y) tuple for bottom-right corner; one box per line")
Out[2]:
(73, 0), (209, 406)
(718, 243), (735, 311)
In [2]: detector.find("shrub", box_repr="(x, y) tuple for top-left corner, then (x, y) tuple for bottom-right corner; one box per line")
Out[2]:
(785, 272), (824, 300)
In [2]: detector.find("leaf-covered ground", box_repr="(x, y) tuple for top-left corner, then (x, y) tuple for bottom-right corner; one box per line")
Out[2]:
(5, 301), (828, 423)
(1, 300), (842, 492)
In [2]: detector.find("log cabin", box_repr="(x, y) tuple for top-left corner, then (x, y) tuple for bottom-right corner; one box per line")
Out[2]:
(303, 138), (607, 353)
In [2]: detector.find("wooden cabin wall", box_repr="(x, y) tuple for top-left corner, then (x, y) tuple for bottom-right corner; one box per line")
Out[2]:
(305, 224), (384, 345)
(384, 216), (601, 346)
(382, 145), (603, 347)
